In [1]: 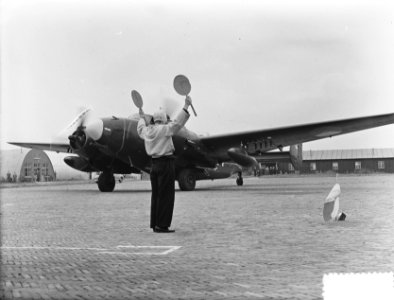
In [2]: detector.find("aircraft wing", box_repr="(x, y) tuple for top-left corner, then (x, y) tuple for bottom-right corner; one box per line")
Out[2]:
(199, 112), (394, 151)
(8, 142), (71, 153)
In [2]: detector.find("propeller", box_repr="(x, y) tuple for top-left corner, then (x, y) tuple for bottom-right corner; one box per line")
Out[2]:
(54, 107), (103, 150)
(53, 107), (91, 141)
(173, 74), (197, 116)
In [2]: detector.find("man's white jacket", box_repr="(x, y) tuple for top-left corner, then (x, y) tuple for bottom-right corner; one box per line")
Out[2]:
(137, 109), (190, 158)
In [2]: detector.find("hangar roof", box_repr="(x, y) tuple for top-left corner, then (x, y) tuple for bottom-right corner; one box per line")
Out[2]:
(303, 148), (394, 160)
(0, 148), (29, 176)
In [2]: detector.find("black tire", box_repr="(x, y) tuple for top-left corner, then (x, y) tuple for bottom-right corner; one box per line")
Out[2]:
(177, 169), (196, 191)
(236, 177), (243, 186)
(97, 172), (115, 192)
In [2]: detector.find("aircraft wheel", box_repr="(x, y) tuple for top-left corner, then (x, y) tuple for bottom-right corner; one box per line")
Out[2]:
(97, 172), (115, 192)
(177, 169), (196, 191)
(236, 177), (243, 186)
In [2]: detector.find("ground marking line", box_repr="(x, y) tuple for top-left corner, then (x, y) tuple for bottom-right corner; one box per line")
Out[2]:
(117, 245), (179, 248)
(161, 246), (182, 255)
(116, 245), (182, 255)
(323, 272), (394, 300)
(100, 251), (174, 256)
(1, 246), (106, 251)
(244, 291), (266, 298)
(0, 245), (182, 255)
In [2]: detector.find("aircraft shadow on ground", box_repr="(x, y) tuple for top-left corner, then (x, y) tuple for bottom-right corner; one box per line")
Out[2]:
(187, 186), (322, 194)
(111, 189), (152, 193)
(62, 182), (324, 194)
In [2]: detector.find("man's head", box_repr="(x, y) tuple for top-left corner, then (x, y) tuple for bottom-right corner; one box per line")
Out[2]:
(153, 110), (167, 124)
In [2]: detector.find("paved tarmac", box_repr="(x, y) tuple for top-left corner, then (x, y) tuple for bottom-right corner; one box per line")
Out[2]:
(1, 174), (393, 299)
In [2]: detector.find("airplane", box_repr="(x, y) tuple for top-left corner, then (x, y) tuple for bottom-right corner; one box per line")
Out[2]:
(8, 78), (394, 192)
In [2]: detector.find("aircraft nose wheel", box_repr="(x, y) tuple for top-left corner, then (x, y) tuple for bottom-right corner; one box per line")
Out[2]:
(97, 171), (115, 192)
(236, 172), (243, 186)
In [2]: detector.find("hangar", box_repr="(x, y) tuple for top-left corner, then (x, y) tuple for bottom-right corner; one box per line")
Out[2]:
(1, 149), (55, 182)
(0, 149), (89, 182)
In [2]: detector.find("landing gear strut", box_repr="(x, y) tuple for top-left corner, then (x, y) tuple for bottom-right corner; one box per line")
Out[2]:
(97, 171), (115, 192)
(236, 171), (243, 186)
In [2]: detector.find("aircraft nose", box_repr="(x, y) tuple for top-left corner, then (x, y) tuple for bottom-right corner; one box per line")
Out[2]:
(84, 118), (104, 141)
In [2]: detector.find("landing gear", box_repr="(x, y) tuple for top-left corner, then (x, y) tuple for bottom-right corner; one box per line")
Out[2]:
(236, 171), (243, 186)
(177, 169), (196, 191)
(97, 171), (115, 192)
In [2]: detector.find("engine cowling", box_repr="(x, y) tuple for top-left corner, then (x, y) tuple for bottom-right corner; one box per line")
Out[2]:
(68, 115), (103, 151)
(176, 163), (242, 191)
(254, 144), (303, 170)
(64, 156), (96, 172)
(227, 147), (259, 168)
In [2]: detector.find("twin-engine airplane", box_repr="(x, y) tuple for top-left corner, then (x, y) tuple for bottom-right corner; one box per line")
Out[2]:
(9, 75), (394, 192)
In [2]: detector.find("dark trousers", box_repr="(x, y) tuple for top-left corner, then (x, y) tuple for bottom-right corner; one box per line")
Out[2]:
(150, 157), (175, 229)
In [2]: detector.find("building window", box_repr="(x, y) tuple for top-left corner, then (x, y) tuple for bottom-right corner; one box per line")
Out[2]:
(355, 161), (361, 170)
(288, 163), (294, 171)
(310, 162), (316, 171)
(24, 163), (31, 176)
(332, 162), (339, 171)
(33, 158), (40, 169)
(41, 163), (48, 176)
(378, 161), (385, 170)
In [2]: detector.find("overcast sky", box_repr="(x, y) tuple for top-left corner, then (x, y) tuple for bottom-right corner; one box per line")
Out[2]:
(1, 0), (394, 151)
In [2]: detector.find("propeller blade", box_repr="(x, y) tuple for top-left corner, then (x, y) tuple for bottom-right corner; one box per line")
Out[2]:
(52, 107), (92, 142)
(64, 107), (91, 131)
(52, 107), (103, 146)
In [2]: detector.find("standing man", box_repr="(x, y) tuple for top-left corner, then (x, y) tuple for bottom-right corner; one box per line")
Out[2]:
(137, 96), (192, 233)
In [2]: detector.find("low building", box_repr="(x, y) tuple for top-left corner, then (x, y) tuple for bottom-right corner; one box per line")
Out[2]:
(272, 148), (394, 174)
(301, 148), (394, 174)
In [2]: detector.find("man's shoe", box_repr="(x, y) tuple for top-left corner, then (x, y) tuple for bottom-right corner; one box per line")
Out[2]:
(154, 226), (175, 233)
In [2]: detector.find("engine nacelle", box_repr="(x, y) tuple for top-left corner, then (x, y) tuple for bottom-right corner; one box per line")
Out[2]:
(64, 156), (96, 172)
(201, 163), (242, 180)
(254, 144), (303, 170)
(176, 163), (242, 191)
(227, 147), (259, 168)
